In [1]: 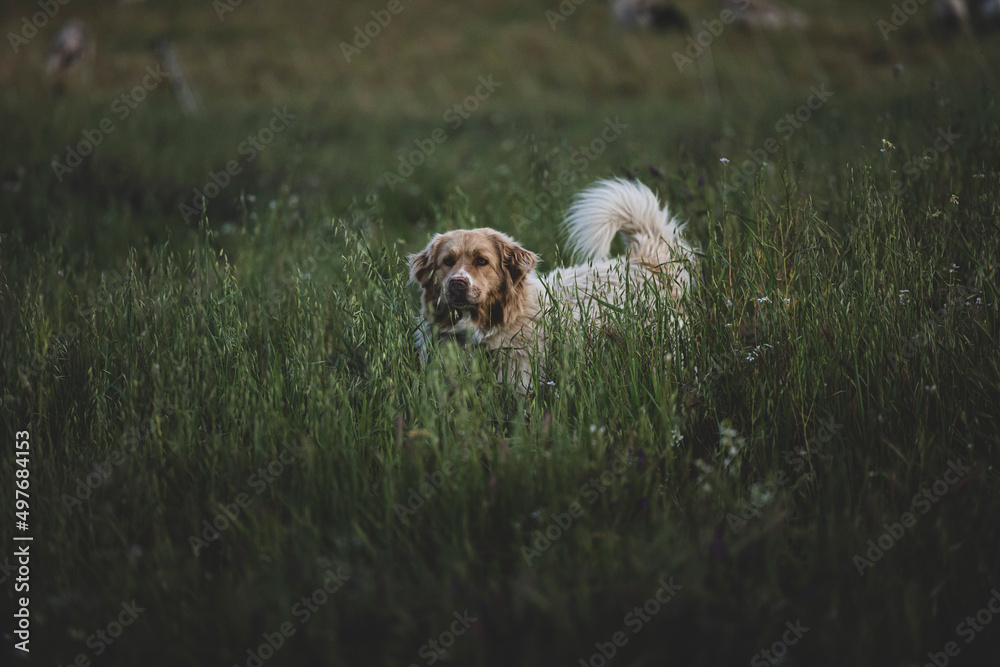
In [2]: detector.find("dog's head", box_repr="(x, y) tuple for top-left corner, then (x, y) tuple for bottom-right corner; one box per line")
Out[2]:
(408, 228), (538, 329)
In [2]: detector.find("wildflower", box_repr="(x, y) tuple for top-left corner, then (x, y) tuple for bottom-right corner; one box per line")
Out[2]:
(950, 194), (959, 205)
(720, 157), (730, 163)
(750, 483), (773, 507)
(694, 458), (714, 475)
(719, 424), (746, 473)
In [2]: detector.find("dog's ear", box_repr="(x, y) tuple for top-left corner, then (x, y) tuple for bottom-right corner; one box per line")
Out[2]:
(408, 236), (440, 289)
(494, 234), (538, 287)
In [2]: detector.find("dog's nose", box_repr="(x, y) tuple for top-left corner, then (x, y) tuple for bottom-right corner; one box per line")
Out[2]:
(447, 276), (469, 294)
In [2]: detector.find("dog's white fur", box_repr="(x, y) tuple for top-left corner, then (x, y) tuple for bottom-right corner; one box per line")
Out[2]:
(409, 178), (692, 390)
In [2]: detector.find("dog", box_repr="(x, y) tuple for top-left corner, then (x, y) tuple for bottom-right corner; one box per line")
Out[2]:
(408, 178), (693, 391)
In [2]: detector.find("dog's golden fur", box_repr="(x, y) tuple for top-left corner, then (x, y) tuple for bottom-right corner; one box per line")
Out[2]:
(409, 179), (692, 390)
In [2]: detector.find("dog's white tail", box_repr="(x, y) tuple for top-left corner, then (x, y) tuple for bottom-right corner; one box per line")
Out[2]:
(563, 178), (693, 285)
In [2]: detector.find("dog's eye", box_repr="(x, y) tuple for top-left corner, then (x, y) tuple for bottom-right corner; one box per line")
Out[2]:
(475, 257), (488, 266)
(443, 257), (455, 267)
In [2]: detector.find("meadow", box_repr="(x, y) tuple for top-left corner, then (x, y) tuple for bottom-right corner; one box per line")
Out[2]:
(1, 0), (999, 665)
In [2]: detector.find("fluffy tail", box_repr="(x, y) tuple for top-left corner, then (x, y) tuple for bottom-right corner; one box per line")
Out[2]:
(563, 178), (693, 285)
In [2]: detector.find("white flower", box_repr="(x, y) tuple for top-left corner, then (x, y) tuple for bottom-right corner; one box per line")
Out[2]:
(720, 157), (730, 163)
(750, 483), (773, 506)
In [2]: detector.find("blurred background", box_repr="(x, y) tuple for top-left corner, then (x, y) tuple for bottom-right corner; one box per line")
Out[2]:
(2, 0), (997, 261)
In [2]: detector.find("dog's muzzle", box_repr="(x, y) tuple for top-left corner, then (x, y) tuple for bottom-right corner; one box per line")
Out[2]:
(445, 276), (471, 306)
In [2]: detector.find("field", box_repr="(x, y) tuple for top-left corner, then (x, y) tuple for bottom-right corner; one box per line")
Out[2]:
(2, 0), (999, 665)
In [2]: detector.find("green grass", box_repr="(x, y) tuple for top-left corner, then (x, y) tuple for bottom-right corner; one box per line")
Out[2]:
(2, 1), (999, 665)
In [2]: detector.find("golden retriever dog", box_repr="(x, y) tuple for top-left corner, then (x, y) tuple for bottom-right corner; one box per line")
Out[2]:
(408, 178), (693, 390)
